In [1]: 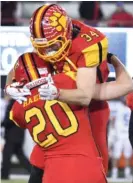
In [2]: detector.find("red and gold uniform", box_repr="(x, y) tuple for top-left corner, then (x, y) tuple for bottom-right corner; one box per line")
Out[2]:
(30, 20), (110, 175)
(30, 5), (109, 175)
(52, 20), (108, 73)
(126, 92), (133, 110)
(10, 71), (106, 183)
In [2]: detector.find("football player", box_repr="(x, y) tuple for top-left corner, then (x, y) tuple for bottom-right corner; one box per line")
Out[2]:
(5, 4), (110, 174)
(10, 52), (108, 183)
(27, 53), (133, 183)
(5, 3), (133, 177)
(6, 4), (109, 105)
(9, 51), (132, 183)
(28, 4), (131, 174)
(10, 50), (132, 183)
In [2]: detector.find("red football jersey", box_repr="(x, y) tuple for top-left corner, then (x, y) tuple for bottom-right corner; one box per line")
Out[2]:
(126, 92), (133, 110)
(52, 20), (109, 83)
(10, 72), (99, 158)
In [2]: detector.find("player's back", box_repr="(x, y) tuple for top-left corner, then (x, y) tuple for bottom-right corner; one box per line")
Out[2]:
(10, 72), (99, 158)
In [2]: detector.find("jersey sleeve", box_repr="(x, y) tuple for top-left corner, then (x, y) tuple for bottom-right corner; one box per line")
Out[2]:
(9, 103), (26, 129)
(77, 37), (108, 68)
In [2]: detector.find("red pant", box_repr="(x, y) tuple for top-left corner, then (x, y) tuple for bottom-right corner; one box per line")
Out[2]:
(42, 155), (106, 183)
(30, 146), (107, 183)
(89, 101), (110, 174)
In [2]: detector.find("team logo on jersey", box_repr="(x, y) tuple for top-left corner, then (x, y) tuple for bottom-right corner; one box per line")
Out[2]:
(49, 12), (66, 32)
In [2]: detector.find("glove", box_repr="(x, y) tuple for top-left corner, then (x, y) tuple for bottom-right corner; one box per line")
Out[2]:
(5, 82), (31, 104)
(38, 74), (60, 100)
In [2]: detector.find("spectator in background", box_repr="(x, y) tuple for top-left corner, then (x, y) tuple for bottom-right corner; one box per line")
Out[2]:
(1, 1), (22, 26)
(1, 99), (31, 180)
(110, 97), (132, 179)
(79, 1), (103, 26)
(108, 2), (133, 27)
(1, 1), (17, 26)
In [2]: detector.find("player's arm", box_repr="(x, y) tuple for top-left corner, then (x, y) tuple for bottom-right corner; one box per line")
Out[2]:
(39, 65), (97, 106)
(54, 38), (106, 106)
(39, 66), (97, 106)
(4, 56), (31, 104)
(39, 38), (107, 106)
(58, 66), (97, 106)
(93, 55), (133, 100)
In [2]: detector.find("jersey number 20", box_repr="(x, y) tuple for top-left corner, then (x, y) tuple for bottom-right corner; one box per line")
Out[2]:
(25, 100), (78, 148)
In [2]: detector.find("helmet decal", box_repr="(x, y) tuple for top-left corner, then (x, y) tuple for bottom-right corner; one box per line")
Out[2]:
(50, 12), (67, 32)
(30, 4), (70, 39)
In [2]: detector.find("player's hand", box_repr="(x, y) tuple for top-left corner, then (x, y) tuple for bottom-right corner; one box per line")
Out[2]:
(38, 74), (60, 100)
(5, 82), (31, 104)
